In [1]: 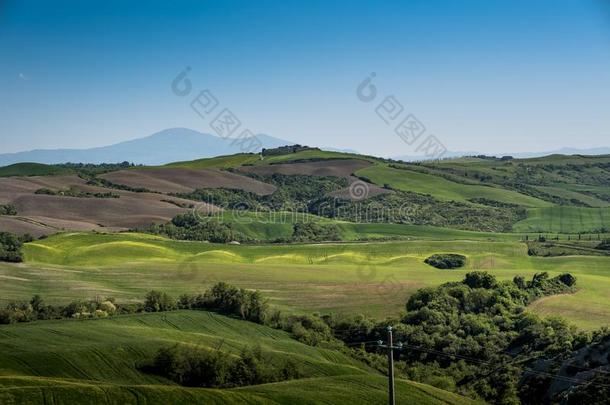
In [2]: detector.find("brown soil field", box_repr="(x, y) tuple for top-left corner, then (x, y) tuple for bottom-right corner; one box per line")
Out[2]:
(0, 175), (219, 235)
(100, 168), (276, 195)
(328, 176), (392, 201)
(237, 159), (372, 177)
(0, 175), (88, 196)
(0, 216), (56, 237)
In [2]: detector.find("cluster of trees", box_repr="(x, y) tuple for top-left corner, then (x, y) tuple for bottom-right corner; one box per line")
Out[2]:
(290, 222), (340, 242)
(260, 144), (318, 156)
(55, 161), (137, 176)
(35, 187), (119, 199)
(0, 204), (17, 215)
(327, 271), (582, 404)
(143, 344), (301, 388)
(177, 174), (348, 212)
(0, 294), (120, 324)
(0, 232), (32, 262)
(424, 253), (466, 269)
(147, 212), (249, 243)
(144, 282), (269, 324)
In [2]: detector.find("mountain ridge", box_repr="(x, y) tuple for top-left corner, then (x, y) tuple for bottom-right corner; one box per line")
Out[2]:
(0, 128), (294, 166)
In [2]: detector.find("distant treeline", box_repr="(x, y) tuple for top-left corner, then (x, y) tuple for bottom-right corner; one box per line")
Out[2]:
(261, 144), (319, 156)
(35, 187), (120, 199)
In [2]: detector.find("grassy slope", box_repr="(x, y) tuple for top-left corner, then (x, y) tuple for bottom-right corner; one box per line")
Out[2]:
(0, 311), (475, 405)
(356, 164), (552, 208)
(164, 153), (262, 169)
(4, 232), (609, 329)
(0, 163), (72, 177)
(513, 206), (610, 233)
(166, 149), (376, 170)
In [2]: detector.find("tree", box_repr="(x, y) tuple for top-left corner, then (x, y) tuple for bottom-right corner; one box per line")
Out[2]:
(0, 232), (24, 262)
(144, 290), (176, 312)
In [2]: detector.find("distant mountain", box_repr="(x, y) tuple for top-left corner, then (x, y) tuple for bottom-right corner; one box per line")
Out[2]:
(0, 128), (295, 166)
(393, 147), (610, 161)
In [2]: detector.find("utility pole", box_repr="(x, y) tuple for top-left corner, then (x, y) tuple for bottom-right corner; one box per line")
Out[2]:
(378, 325), (403, 405)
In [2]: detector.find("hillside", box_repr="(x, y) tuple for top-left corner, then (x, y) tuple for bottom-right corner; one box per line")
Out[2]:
(0, 148), (609, 238)
(0, 310), (475, 405)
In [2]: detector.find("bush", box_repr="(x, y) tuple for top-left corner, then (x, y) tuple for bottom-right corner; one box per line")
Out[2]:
(424, 254), (466, 269)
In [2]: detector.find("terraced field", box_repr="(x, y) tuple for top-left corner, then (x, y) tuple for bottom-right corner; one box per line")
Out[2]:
(0, 232), (605, 329)
(0, 311), (475, 404)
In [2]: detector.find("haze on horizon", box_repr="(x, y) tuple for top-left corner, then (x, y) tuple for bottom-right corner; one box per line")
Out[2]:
(2, 0), (610, 157)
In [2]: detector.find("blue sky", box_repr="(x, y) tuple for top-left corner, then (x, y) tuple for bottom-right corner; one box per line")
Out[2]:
(2, 0), (610, 156)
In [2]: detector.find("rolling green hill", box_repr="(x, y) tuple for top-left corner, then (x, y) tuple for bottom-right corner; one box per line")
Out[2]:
(0, 311), (476, 405)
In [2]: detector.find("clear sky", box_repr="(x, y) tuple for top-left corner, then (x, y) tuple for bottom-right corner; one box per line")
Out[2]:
(2, 0), (610, 156)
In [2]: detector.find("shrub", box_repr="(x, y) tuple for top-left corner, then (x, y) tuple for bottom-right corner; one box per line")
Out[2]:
(424, 254), (466, 269)
(0, 204), (17, 215)
(558, 273), (577, 287)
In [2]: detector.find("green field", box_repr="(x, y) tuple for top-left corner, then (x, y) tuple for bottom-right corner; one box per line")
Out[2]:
(0, 163), (72, 177)
(356, 164), (552, 208)
(0, 232), (605, 329)
(0, 310), (475, 404)
(514, 206), (610, 233)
